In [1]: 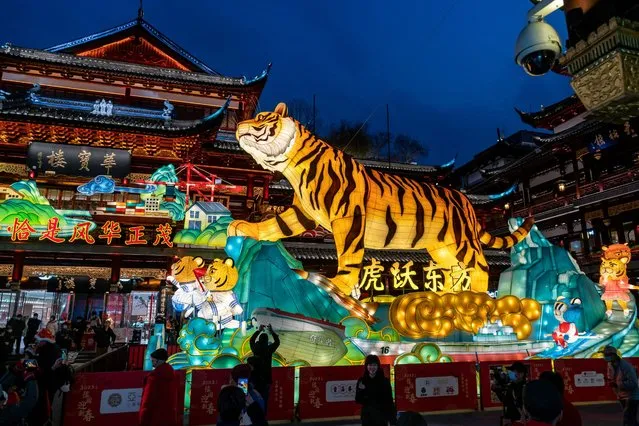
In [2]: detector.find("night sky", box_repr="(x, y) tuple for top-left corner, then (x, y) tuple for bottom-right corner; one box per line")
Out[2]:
(0, 0), (573, 165)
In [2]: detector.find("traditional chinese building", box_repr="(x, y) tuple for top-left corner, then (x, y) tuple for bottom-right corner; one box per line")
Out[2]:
(454, 97), (639, 283)
(0, 12), (271, 337)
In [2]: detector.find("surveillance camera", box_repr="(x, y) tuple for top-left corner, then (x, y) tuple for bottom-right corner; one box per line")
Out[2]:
(515, 19), (562, 76)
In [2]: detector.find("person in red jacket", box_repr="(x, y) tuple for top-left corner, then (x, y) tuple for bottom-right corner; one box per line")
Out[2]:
(139, 348), (178, 426)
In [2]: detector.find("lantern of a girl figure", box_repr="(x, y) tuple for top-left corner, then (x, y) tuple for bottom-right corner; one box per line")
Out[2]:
(599, 244), (638, 318)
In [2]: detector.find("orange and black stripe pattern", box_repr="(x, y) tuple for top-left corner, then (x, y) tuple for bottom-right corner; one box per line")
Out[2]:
(230, 103), (535, 296)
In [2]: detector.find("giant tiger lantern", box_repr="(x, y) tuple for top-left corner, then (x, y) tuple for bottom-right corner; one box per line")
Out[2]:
(161, 103), (635, 370)
(229, 102), (534, 297)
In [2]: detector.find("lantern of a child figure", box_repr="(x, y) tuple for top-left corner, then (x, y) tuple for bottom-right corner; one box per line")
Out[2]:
(599, 244), (637, 318)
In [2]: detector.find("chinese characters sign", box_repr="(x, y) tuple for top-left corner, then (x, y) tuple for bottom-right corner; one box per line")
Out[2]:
(357, 258), (472, 295)
(28, 142), (131, 178)
(588, 120), (638, 155)
(5, 217), (173, 247)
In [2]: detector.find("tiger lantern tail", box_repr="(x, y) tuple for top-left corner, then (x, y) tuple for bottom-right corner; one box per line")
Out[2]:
(229, 102), (535, 299)
(478, 217), (534, 250)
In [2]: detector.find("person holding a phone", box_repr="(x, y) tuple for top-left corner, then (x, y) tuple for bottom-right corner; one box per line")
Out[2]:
(217, 363), (267, 426)
(249, 324), (280, 412)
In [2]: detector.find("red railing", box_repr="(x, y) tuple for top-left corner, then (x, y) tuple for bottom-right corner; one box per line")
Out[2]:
(513, 165), (639, 217)
(127, 343), (180, 370)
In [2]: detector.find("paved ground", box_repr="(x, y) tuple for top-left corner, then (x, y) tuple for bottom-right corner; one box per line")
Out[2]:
(281, 403), (622, 425)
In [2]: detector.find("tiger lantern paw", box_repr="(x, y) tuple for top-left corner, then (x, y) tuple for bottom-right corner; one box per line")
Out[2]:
(328, 275), (357, 299)
(351, 286), (362, 300)
(227, 220), (260, 240)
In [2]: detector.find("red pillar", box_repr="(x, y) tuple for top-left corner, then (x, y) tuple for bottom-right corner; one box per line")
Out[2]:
(110, 255), (121, 288)
(263, 176), (271, 201)
(247, 175), (254, 199)
(12, 251), (25, 283)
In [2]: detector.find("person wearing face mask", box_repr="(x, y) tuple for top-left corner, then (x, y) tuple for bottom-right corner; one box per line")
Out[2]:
(604, 345), (639, 426)
(493, 361), (528, 424)
(355, 354), (396, 426)
(50, 364), (73, 426)
(139, 348), (178, 426)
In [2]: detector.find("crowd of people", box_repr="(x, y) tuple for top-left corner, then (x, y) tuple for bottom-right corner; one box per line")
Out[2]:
(0, 325), (74, 425)
(491, 345), (639, 425)
(0, 310), (119, 425)
(3, 312), (634, 426)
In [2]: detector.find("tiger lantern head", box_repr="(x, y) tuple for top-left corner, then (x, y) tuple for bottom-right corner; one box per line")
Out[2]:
(600, 244), (631, 281)
(236, 102), (297, 172)
(171, 256), (205, 283)
(553, 296), (582, 324)
(201, 258), (238, 292)
(602, 244), (632, 262)
(600, 256), (630, 281)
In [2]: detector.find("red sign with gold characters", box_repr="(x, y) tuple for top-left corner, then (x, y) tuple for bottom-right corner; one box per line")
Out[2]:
(5, 217), (174, 247)
(553, 358), (616, 403)
(64, 370), (186, 426)
(394, 362), (477, 412)
(190, 367), (295, 425)
(297, 364), (391, 420)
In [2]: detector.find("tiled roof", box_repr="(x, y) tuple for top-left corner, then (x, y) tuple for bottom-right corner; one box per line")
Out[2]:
(190, 201), (231, 214)
(359, 158), (454, 173)
(282, 242), (512, 266)
(0, 44), (270, 88)
(533, 119), (605, 143)
(0, 88), (228, 137)
(46, 18), (219, 75)
(515, 95), (586, 129)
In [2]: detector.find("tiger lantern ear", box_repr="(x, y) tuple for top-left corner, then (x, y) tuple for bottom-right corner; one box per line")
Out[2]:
(602, 246), (608, 251)
(621, 256), (629, 264)
(194, 257), (205, 267)
(224, 258), (235, 268)
(624, 243), (629, 246)
(274, 102), (288, 117)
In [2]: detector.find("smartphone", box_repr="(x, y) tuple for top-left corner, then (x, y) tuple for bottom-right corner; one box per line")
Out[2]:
(238, 378), (249, 395)
(61, 349), (68, 361)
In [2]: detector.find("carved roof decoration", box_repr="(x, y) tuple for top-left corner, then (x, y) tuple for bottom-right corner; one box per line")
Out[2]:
(0, 86), (230, 137)
(46, 17), (218, 75)
(0, 44), (271, 90)
(515, 95), (586, 130)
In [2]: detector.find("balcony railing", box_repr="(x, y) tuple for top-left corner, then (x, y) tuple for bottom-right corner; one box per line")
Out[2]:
(513, 165), (639, 218)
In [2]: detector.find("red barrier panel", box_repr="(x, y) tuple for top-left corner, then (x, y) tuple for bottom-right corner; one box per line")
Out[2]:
(395, 362), (477, 412)
(64, 369), (186, 426)
(267, 366), (296, 421)
(298, 364), (390, 420)
(189, 369), (230, 426)
(479, 358), (551, 409)
(127, 345), (146, 370)
(190, 367), (295, 425)
(554, 358), (616, 403)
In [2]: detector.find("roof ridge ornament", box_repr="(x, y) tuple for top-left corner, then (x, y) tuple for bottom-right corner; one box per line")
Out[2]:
(138, 0), (144, 20)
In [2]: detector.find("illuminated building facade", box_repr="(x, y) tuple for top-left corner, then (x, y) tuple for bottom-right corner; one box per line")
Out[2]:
(0, 14), (270, 337)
